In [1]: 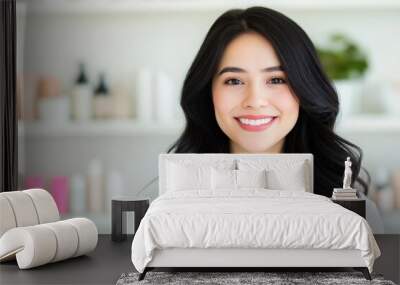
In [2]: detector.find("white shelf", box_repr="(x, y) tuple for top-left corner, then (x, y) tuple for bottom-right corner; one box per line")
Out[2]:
(25, 0), (400, 14)
(335, 115), (400, 133)
(19, 119), (185, 137)
(18, 115), (400, 137)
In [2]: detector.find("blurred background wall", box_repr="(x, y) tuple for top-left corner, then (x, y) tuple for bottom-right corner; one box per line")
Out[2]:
(16, 0), (400, 233)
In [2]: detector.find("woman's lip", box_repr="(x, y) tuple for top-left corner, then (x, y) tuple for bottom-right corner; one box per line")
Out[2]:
(235, 117), (277, 132)
(236, 115), (275, 120)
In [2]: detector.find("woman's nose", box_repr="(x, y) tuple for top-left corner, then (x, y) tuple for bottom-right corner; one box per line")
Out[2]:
(241, 84), (269, 109)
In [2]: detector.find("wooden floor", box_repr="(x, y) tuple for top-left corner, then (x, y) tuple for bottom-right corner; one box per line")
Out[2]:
(0, 235), (134, 285)
(0, 234), (398, 284)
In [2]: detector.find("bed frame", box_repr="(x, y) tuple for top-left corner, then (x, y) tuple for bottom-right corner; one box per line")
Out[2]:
(138, 154), (372, 281)
(140, 248), (371, 280)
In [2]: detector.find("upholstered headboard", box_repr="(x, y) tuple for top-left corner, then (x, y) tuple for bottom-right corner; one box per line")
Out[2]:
(158, 153), (313, 195)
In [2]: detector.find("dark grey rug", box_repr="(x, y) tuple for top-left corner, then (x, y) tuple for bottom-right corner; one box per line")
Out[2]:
(116, 271), (396, 285)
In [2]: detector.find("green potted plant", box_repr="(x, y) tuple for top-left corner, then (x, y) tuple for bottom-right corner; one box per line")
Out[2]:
(317, 34), (369, 119)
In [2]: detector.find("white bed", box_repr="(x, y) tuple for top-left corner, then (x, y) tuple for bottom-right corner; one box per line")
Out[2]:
(131, 153), (381, 281)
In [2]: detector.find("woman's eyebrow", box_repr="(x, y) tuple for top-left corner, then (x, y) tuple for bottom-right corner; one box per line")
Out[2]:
(217, 65), (283, 76)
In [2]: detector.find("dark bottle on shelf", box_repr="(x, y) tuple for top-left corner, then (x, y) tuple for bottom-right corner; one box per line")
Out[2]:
(72, 62), (92, 121)
(77, 63), (89, 84)
(93, 73), (113, 119)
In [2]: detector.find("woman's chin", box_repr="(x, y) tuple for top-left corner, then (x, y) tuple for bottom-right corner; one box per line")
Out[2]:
(232, 142), (281, 154)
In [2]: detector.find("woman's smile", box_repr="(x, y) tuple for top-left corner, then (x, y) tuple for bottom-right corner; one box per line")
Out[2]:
(234, 115), (278, 132)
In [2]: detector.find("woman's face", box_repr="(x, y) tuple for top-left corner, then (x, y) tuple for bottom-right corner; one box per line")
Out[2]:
(212, 32), (300, 153)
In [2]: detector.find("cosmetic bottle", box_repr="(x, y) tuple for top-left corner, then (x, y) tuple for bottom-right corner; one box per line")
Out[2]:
(24, 176), (45, 189)
(36, 76), (70, 124)
(93, 73), (113, 119)
(112, 82), (132, 119)
(38, 95), (70, 124)
(71, 63), (92, 121)
(154, 71), (176, 123)
(36, 76), (59, 99)
(87, 158), (105, 213)
(50, 176), (69, 214)
(136, 68), (153, 123)
(70, 174), (87, 214)
(106, 170), (125, 213)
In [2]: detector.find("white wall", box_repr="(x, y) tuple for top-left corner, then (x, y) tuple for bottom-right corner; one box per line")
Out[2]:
(22, 7), (400, 91)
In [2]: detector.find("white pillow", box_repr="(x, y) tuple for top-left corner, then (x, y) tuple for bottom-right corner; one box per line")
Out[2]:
(167, 161), (211, 191)
(237, 159), (308, 192)
(211, 168), (236, 190)
(211, 168), (268, 190)
(267, 165), (306, 191)
(236, 169), (268, 189)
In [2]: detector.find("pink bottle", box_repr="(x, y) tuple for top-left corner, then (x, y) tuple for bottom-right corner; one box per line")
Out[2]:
(50, 176), (69, 214)
(24, 176), (45, 189)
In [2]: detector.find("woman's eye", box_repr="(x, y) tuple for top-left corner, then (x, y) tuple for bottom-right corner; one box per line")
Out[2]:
(224, 78), (243, 85)
(269, 77), (286, 84)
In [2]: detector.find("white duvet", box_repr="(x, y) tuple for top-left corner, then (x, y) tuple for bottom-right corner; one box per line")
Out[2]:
(131, 189), (381, 273)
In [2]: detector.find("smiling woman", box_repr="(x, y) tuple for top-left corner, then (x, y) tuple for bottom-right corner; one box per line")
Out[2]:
(167, 6), (369, 198)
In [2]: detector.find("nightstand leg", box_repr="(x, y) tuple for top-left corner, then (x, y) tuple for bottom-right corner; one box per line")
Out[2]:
(112, 201), (126, 242)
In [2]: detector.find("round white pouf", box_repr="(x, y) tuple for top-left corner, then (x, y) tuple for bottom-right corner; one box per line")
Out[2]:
(0, 195), (17, 237)
(42, 221), (79, 262)
(0, 191), (39, 227)
(23, 189), (59, 224)
(64, 218), (98, 257)
(0, 225), (57, 269)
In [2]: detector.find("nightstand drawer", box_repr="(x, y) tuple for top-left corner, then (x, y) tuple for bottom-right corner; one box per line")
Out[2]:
(331, 199), (366, 218)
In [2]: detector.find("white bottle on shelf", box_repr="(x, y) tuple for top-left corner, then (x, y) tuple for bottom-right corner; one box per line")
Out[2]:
(136, 68), (153, 123)
(106, 170), (125, 213)
(71, 63), (92, 121)
(70, 174), (87, 214)
(87, 158), (104, 213)
(38, 95), (70, 124)
(111, 82), (132, 119)
(154, 70), (176, 123)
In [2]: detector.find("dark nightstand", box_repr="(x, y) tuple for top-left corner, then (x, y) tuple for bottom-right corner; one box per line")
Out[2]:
(331, 198), (366, 218)
(111, 197), (150, 242)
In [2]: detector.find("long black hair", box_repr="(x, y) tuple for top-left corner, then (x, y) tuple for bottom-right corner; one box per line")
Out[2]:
(166, 6), (369, 197)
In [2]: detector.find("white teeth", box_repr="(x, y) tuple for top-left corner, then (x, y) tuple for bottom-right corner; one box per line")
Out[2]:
(238, 117), (273, 126)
